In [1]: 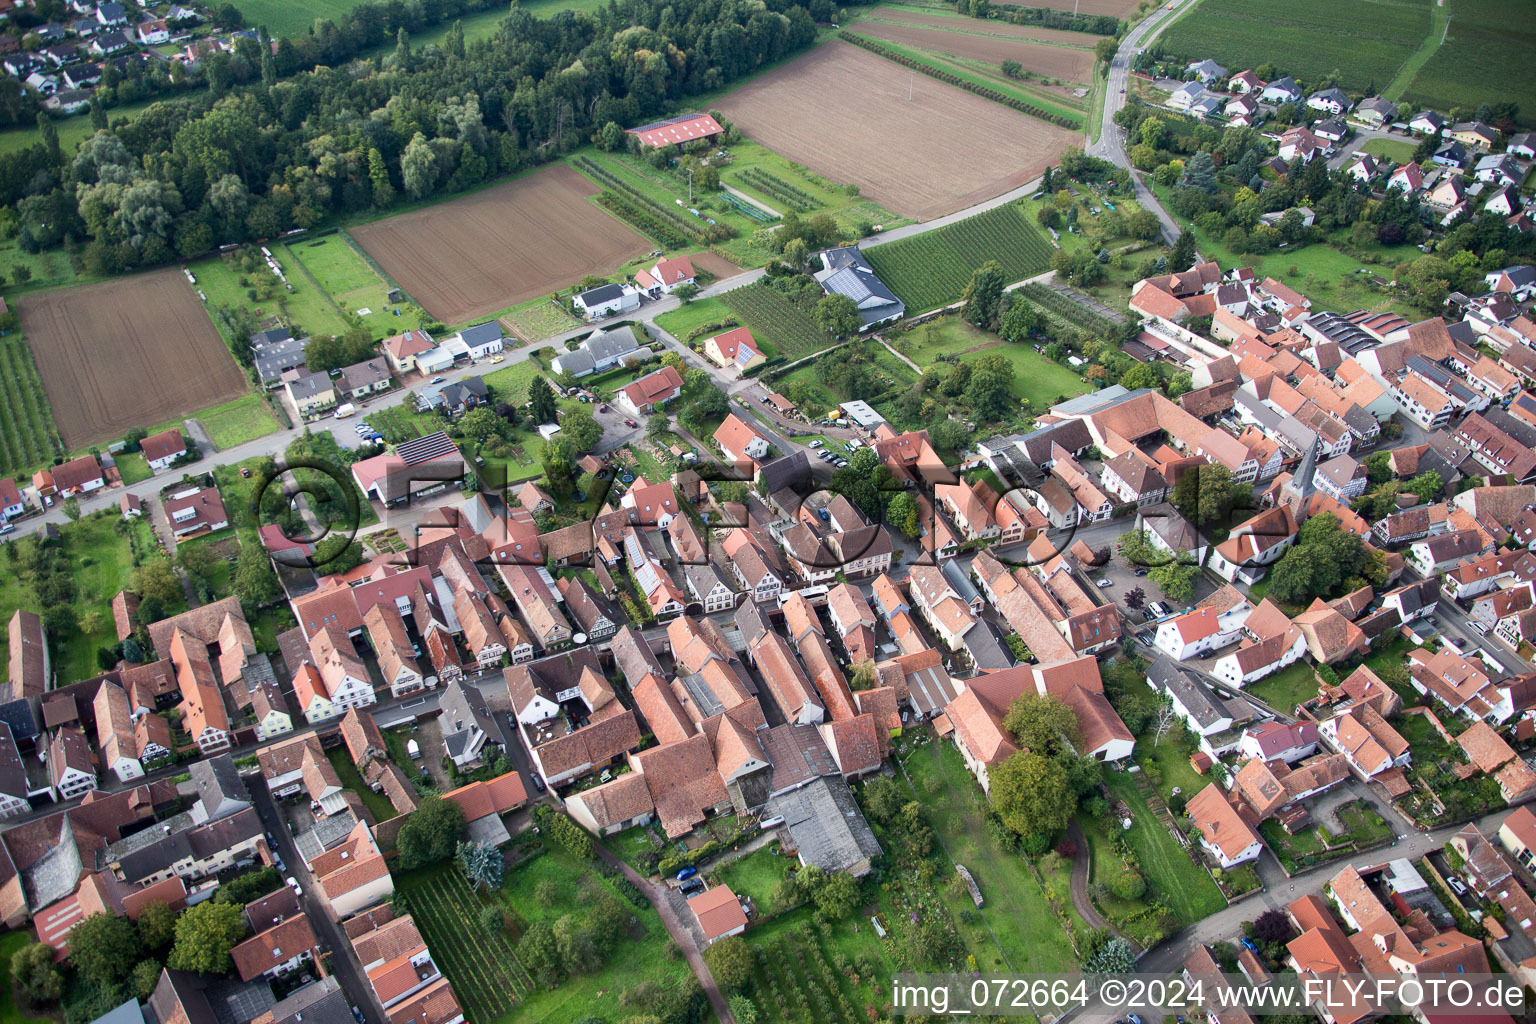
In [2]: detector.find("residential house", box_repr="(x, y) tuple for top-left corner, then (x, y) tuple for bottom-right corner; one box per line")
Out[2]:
(48, 728), (96, 800)
(572, 282), (640, 322)
(549, 326), (644, 378)
(1319, 701), (1410, 780)
(634, 255), (695, 296)
(139, 429), (187, 472)
(286, 371), (338, 416)
(438, 680), (497, 768)
(1154, 586), (1252, 661)
(703, 327), (765, 374)
(615, 365), (683, 417)
(1240, 720), (1319, 765)
(1186, 783), (1263, 867)
(714, 414), (769, 464)
(382, 330), (435, 375)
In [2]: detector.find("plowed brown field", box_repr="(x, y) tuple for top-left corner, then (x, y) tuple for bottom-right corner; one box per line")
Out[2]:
(859, 20), (1094, 80)
(351, 164), (651, 326)
(21, 269), (247, 448)
(715, 42), (1077, 222)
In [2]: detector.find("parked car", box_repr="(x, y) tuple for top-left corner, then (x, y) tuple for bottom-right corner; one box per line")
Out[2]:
(1095, 578), (1113, 588)
(430, 375), (446, 384)
(285, 876), (303, 897)
(1240, 937), (1258, 952)
(808, 439), (823, 449)
(1470, 621), (1490, 636)
(625, 418), (638, 428)
(240, 468), (252, 478)
(1449, 876), (1468, 896)
(531, 773), (547, 793)
(676, 866), (698, 881)
(598, 404), (609, 412)
(488, 355), (504, 364)
(680, 879), (705, 896)
(1132, 567), (1149, 576)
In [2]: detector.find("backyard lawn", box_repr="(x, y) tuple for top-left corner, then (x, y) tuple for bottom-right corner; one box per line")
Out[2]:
(1102, 769), (1226, 928)
(115, 452), (151, 485)
(713, 845), (794, 916)
(0, 511), (142, 684)
(901, 729), (1084, 973)
(1246, 660), (1322, 714)
(191, 248), (350, 343)
(654, 297), (737, 344)
(499, 294), (580, 342)
(1360, 138), (1417, 164)
(480, 361), (547, 406)
(325, 746), (398, 822)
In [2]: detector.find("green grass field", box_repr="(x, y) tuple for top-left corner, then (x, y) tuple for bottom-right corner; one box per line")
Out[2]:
(230, 0), (365, 37)
(0, 511), (144, 684)
(713, 846), (794, 916)
(1360, 137), (1417, 163)
(0, 97), (161, 160)
(1400, 0), (1536, 125)
(194, 394), (281, 450)
(287, 235), (404, 340)
(903, 734), (1084, 973)
(480, 362), (544, 405)
(891, 315), (1090, 412)
(191, 249), (350, 343)
(0, 335), (65, 478)
(115, 452), (151, 485)
(865, 202), (1057, 311)
(1245, 660), (1321, 714)
(1103, 770), (1227, 926)
(1161, 0), (1432, 97)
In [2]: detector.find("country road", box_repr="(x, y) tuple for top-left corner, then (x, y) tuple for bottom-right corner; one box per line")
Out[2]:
(1087, 2), (1187, 244)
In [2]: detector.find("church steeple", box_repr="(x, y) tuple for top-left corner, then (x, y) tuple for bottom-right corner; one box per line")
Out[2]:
(1281, 429), (1319, 519)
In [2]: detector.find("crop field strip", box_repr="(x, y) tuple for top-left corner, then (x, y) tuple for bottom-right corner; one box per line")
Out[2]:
(733, 168), (821, 213)
(1160, 0), (1433, 96)
(408, 872), (532, 1021)
(720, 284), (835, 360)
(0, 336), (64, 476)
(865, 202), (1056, 311)
(351, 164), (650, 326)
(1398, 0), (1536, 122)
(714, 41), (1077, 222)
(20, 269), (249, 449)
(573, 156), (735, 248)
(854, 20), (1095, 81)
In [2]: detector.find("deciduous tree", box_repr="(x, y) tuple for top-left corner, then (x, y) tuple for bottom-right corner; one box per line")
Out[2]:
(989, 751), (1074, 839)
(168, 901), (246, 974)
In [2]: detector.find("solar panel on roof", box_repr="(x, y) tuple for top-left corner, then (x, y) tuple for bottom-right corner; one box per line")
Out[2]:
(396, 431), (459, 465)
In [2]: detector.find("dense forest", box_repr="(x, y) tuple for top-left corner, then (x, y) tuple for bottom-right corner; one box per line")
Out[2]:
(0, 0), (829, 275)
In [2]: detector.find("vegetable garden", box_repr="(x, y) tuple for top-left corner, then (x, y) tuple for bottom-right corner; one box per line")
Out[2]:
(734, 168), (822, 213)
(720, 283), (838, 360)
(0, 335), (64, 476)
(865, 203), (1056, 311)
(404, 869), (532, 1022)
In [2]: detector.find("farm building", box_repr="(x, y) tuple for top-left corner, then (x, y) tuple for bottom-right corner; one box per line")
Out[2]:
(626, 113), (724, 150)
(352, 432), (467, 506)
(812, 246), (904, 331)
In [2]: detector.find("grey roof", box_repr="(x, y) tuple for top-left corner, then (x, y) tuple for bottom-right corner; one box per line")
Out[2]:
(684, 562), (734, 602)
(252, 336), (308, 384)
(108, 807), (262, 884)
(733, 599), (771, 647)
(439, 680), (495, 746)
(1264, 76), (1301, 95)
(1148, 659), (1227, 729)
(1485, 408), (1536, 449)
(609, 626), (664, 688)
(294, 809), (358, 864)
(262, 979), (350, 1024)
(1309, 88), (1351, 107)
(1358, 97), (1397, 117)
(459, 321), (503, 347)
(338, 358), (389, 391)
(1386, 578), (1439, 615)
(1016, 418), (1094, 466)
(578, 282), (628, 305)
(1138, 502), (1199, 552)
(1050, 385), (1132, 418)
(0, 700), (38, 746)
(21, 816), (83, 910)
(556, 326), (643, 376)
(189, 754), (249, 823)
(814, 247), (903, 328)
(89, 999), (145, 1024)
(768, 775), (882, 874)
(286, 371), (332, 401)
(0, 723), (25, 799)
(150, 972), (219, 1024)
(755, 452), (810, 494)
(940, 559), (981, 607)
(962, 617), (1015, 672)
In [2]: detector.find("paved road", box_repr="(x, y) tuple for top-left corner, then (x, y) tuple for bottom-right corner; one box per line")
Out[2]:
(1087, 4), (1186, 244)
(247, 776), (384, 1024)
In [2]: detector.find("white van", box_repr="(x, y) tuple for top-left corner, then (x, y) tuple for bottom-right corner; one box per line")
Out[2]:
(333, 403), (357, 418)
